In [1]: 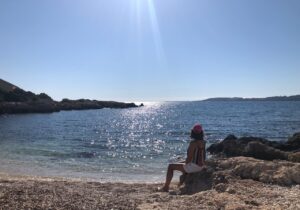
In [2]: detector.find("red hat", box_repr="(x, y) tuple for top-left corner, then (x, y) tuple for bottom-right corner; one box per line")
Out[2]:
(192, 124), (203, 133)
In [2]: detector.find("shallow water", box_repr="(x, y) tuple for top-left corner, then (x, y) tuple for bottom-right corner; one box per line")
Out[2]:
(0, 101), (300, 182)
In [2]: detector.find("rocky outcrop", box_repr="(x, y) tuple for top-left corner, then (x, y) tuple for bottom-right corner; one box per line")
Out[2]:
(0, 100), (138, 114)
(180, 133), (300, 195)
(245, 141), (289, 160)
(0, 78), (139, 114)
(58, 99), (137, 111)
(226, 157), (300, 186)
(179, 157), (300, 194)
(207, 133), (300, 162)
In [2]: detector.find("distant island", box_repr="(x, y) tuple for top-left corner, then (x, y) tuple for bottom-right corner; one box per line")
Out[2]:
(203, 95), (300, 102)
(0, 79), (140, 114)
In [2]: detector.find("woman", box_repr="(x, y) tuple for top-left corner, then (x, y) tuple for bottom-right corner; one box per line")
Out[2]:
(160, 124), (206, 192)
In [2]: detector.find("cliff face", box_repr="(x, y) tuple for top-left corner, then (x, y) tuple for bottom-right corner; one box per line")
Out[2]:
(0, 79), (138, 114)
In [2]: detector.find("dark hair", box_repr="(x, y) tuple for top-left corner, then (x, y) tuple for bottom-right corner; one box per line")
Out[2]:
(190, 130), (204, 140)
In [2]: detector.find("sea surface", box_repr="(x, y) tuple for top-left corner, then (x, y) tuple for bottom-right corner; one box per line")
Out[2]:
(0, 101), (300, 182)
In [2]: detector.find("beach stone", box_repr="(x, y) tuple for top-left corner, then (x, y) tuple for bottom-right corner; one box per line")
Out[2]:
(214, 183), (227, 193)
(245, 200), (259, 206)
(226, 187), (236, 194)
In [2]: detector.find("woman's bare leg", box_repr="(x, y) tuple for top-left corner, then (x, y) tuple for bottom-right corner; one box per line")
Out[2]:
(162, 163), (185, 191)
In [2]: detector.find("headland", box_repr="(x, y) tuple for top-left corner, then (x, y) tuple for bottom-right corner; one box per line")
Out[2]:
(0, 78), (139, 115)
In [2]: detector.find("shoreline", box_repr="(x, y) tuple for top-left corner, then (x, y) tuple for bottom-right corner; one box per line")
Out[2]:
(0, 171), (166, 185)
(1, 157), (300, 209)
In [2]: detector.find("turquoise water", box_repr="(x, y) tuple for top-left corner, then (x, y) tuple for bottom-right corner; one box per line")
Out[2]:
(0, 101), (300, 182)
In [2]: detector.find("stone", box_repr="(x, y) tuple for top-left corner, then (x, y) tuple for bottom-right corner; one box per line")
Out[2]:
(214, 183), (227, 193)
(179, 167), (214, 194)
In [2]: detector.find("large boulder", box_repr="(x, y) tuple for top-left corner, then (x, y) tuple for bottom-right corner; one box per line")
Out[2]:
(207, 133), (300, 161)
(179, 167), (214, 194)
(207, 135), (238, 155)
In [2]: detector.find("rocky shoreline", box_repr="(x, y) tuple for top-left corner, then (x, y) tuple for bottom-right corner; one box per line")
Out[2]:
(0, 133), (299, 209)
(207, 132), (300, 162)
(0, 156), (299, 209)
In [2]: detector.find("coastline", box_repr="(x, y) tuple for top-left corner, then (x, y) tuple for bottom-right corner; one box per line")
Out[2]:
(0, 78), (141, 115)
(1, 157), (300, 210)
(0, 100), (140, 115)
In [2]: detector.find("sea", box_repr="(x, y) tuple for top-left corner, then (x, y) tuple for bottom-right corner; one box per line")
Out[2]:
(0, 101), (300, 182)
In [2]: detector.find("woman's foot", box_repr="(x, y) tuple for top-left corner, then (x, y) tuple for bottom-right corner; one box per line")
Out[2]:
(157, 186), (169, 192)
(178, 173), (187, 187)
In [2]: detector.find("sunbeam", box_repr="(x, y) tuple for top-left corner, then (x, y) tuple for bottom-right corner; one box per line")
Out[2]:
(130, 0), (167, 66)
(146, 0), (166, 64)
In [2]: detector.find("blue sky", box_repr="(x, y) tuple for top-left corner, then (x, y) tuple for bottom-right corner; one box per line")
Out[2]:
(1, 0), (299, 101)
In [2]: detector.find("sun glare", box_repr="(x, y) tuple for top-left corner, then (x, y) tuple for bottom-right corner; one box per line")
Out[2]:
(131, 0), (166, 65)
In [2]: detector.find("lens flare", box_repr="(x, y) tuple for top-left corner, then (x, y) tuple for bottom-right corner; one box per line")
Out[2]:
(130, 0), (167, 66)
(146, 0), (166, 64)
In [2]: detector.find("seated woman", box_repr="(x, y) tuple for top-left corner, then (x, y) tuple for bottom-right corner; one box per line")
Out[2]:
(160, 124), (206, 192)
